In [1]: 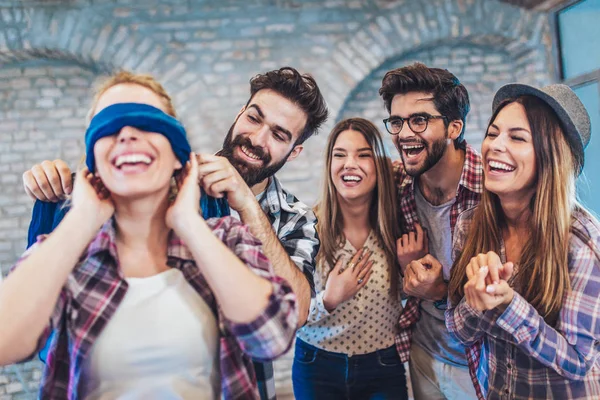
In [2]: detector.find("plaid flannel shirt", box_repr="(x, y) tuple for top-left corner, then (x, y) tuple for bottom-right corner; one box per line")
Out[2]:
(393, 144), (482, 364)
(13, 216), (297, 400)
(253, 175), (319, 400)
(446, 208), (600, 400)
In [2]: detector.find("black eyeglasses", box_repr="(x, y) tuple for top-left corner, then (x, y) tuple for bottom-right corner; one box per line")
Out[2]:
(383, 114), (447, 135)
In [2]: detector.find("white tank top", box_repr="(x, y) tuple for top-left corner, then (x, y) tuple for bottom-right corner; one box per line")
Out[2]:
(80, 268), (220, 400)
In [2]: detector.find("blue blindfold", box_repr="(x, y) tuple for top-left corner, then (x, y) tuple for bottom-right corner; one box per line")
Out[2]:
(83, 102), (229, 218)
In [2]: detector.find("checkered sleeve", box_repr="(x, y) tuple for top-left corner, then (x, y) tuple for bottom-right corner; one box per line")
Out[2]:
(280, 208), (319, 298)
(217, 217), (298, 362)
(495, 216), (600, 380)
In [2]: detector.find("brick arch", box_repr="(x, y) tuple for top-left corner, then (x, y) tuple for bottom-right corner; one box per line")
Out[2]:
(0, 6), (213, 147)
(315, 0), (553, 118)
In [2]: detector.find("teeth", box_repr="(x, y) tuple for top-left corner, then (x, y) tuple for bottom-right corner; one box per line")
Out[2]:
(115, 154), (152, 167)
(342, 175), (361, 182)
(241, 145), (260, 160)
(402, 144), (425, 150)
(489, 160), (515, 171)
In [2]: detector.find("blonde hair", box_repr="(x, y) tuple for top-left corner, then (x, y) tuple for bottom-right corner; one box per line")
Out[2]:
(315, 118), (400, 294)
(88, 70), (177, 120)
(449, 96), (578, 325)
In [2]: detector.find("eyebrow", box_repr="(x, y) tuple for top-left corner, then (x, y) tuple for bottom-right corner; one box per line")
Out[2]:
(333, 147), (373, 152)
(247, 104), (293, 142)
(489, 124), (531, 134)
(389, 112), (433, 119)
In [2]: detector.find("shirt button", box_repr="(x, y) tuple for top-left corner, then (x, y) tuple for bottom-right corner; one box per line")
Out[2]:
(507, 363), (512, 369)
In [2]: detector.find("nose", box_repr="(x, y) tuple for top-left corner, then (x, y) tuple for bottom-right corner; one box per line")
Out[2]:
(489, 132), (507, 153)
(343, 155), (358, 170)
(248, 124), (270, 148)
(117, 126), (140, 143)
(397, 120), (416, 140)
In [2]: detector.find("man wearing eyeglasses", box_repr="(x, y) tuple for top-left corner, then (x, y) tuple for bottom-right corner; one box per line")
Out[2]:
(379, 62), (482, 400)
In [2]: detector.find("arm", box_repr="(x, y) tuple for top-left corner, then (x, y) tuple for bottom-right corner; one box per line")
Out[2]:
(174, 214), (297, 360)
(168, 155), (297, 360)
(0, 209), (106, 365)
(495, 284), (599, 380)
(197, 153), (314, 327)
(445, 297), (499, 347)
(239, 201), (313, 326)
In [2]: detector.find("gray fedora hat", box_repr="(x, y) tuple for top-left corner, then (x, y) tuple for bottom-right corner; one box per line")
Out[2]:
(492, 83), (591, 174)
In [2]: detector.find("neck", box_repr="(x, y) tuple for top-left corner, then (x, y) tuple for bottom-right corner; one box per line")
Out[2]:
(251, 178), (269, 196)
(418, 143), (465, 205)
(113, 193), (171, 253)
(338, 195), (372, 233)
(499, 195), (533, 235)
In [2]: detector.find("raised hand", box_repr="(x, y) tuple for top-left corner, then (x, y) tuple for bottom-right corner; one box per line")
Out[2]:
(23, 159), (73, 202)
(465, 251), (514, 288)
(322, 248), (374, 312)
(196, 153), (255, 213)
(464, 265), (514, 312)
(403, 254), (447, 301)
(167, 152), (202, 234)
(397, 223), (429, 271)
(70, 168), (114, 231)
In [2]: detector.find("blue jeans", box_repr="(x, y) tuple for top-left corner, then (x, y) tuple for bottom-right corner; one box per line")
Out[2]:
(292, 339), (408, 400)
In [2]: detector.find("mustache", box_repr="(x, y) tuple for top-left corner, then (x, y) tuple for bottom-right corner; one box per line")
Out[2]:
(398, 139), (427, 146)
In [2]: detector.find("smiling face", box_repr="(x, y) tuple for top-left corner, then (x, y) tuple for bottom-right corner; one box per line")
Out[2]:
(92, 83), (182, 200)
(220, 89), (307, 187)
(390, 92), (456, 177)
(482, 101), (537, 202)
(330, 129), (377, 203)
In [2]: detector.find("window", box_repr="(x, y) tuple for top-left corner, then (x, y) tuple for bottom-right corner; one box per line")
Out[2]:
(555, 0), (600, 214)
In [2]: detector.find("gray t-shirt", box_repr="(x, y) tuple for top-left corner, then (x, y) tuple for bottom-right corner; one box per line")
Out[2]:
(412, 183), (468, 367)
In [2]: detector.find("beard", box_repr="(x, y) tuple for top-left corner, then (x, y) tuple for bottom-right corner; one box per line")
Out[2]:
(219, 123), (290, 187)
(399, 133), (448, 177)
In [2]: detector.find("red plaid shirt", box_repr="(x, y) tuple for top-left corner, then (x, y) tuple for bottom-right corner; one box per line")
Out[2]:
(13, 216), (297, 400)
(393, 144), (483, 391)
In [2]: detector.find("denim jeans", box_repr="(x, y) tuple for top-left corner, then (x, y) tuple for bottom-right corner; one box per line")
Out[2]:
(292, 339), (408, 400)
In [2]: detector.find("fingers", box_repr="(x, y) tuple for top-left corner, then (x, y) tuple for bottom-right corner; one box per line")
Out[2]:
(54, 159), (73, 195)
(357, 269), (374, 289)
(420, 254), (441, 271)
(196, 153), (222, 164)
(30, 164), (59, 201)
(476, 265), (488, 292)
(408, 230), (415, 247)
(345, 248), (365, 273)
(357, 260), (374, 281)
(204, 177), (237, 198)
(500, 262), (514, 281)
(415, 223), (424, 248)
(332, 256), (345, 275)
(353, 249), (372, 276)
(486, 251), (502, 285)
(399, 234), (408, 249)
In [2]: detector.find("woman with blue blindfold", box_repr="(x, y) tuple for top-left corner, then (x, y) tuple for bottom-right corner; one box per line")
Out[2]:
(0, 71), (297, 399)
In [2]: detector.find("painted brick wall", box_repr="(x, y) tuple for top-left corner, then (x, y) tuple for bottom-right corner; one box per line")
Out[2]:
(0, 0), (554, 398)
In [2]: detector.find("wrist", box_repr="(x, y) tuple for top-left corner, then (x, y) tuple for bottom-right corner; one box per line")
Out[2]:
(431, 280), (449, 301)
(238, 197), (262, 222)
(171, 212), (205, 239)
(64, 209), (105, 239)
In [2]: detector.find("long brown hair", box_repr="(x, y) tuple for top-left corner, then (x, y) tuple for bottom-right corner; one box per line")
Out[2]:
(315, 118), (400, 294)
(448, 96), (577, 325)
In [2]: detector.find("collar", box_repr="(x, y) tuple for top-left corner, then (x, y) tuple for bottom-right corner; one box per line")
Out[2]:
(85, 217), (195, 265)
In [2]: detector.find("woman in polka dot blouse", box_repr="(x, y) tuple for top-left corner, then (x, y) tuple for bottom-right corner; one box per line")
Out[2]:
(293, 118), (407, 399)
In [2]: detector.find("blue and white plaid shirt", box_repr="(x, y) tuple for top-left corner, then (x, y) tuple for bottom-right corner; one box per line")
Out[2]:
(446, 208), (600, 400)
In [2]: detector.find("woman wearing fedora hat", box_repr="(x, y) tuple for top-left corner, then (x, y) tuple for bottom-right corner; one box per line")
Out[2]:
(444, 83), (600, 399)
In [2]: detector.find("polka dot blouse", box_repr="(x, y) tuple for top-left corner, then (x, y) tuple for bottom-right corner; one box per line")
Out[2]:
(297, 230), (403, 356)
